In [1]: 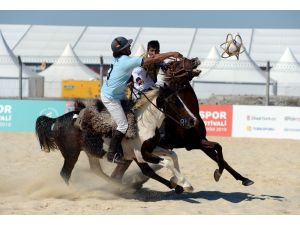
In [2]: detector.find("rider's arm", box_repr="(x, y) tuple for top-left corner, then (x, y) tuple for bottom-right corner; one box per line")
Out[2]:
(143, 52), (183, 66)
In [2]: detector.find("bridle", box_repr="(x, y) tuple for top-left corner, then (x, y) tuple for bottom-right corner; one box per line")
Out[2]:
(132, 86), (191, 127)
(163, 57), (195, 81)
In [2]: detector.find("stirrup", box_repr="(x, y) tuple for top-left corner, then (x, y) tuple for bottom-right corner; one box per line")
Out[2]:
(108, 153), (126, 165)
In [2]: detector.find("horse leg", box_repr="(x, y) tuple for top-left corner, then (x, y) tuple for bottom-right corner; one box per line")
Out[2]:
(152, 147), (194, 192)
(140, 129), (164, 164)
(134, 159), (184, 194)
(201, 139), (225, 179)
(118, 163), (163, 190)
(85, 151), (102, 172)
(110, 160), (153, 190)
(84, 151), (129, 185)
(202, 148), (254, 186)
(111, 160), (133, 180)
(60, 148), (80, 185)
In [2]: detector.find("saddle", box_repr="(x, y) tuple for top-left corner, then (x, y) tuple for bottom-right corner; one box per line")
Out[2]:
(74, 99), (137, 139)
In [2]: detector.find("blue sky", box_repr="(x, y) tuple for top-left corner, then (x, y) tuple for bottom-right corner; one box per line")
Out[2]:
(1, 10), (300, 28)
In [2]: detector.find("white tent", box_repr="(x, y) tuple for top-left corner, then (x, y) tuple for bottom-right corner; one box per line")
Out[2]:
(270, 47), (300, 96)
(133, 43), (146, 57)
(198, 46), (220, 76)
(39, 43), (99, 97)
(192, 50), (276, 99)
(0, 30), (43, 97)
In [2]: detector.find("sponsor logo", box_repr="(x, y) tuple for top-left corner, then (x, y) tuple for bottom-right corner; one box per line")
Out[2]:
(246, 126), (275, 132)
(64, 85), (75, 89)
(0, 104), (12, 114)
(246, 115), (276, 121)
(200, 111), (227, 120)
(200, 105), (232, 136)
(284, 128), (300, 132)
(0, 104), (12, 127)
(284, 116), (300, 122)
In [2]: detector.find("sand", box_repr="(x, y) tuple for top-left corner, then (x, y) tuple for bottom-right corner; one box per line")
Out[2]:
(0, 132), (299, 215)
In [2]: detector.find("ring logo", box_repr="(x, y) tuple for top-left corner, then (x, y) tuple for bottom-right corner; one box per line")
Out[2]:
(39, 107), (59, 118)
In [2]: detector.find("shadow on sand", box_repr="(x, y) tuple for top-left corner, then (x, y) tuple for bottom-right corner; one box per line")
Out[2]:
(119, 188), (285, 204)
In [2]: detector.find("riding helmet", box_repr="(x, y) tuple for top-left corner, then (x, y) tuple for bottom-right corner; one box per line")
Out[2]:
(111, 36), (133, 53)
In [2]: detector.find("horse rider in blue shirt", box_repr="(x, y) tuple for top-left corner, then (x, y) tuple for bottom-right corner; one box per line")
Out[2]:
(101, 36), (183, 164)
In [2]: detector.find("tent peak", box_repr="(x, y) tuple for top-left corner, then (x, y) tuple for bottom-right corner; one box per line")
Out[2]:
(279, 47), (299, 64)
(133, 43), (146, 57)
(206, 46), (220, 60)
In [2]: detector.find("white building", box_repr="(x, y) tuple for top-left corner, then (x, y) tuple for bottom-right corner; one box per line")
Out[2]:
(39, 44), (98, 97)
(0, 30), (43, 98)
(270, 47), (300, 96)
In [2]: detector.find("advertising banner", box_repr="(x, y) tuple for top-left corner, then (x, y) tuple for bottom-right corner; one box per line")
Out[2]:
(62, 80), (100, 98)
(199, 104), (233, 136)
(232, 105), (300, 140)
(0, 99), (66, 131)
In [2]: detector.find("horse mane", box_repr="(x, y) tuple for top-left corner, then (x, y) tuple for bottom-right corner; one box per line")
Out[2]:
(132, 89), (159, 110)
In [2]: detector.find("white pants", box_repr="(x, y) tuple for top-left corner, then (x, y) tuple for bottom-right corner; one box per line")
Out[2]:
(101, 94), (128, 134)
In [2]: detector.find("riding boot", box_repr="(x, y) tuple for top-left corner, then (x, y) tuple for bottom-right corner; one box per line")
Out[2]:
(107, 130), (126, 164)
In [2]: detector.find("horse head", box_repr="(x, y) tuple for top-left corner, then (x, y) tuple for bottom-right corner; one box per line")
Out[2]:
(162, 57), (201, 85)
(156, 84), (198, 129)
(159, 57), (202, 117)
(159, 57), (207, 142)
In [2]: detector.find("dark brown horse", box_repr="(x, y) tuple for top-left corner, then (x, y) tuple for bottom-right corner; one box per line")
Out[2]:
(160, 57), (254, 186)
(110, 57), (253, 187)
(35, 84), (197, 194)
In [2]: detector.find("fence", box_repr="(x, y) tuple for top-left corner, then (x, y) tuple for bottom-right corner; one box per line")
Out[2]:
(1, 99), (300, 141)
(1, 55), (300, 100)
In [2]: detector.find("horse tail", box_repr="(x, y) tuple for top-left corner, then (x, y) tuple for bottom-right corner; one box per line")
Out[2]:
(35, 115), (57, 152)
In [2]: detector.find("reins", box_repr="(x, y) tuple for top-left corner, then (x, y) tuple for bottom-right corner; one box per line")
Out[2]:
(129, 57), (196, 126)
(132, 86), (187, 127)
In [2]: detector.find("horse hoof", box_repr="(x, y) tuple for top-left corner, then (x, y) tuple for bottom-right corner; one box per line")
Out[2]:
(183, 186), (194, 193)
(62, 177), (69, 185)
(175, 185), (184, 194)
(129, 182), (143, 190)
(170, 181), (177, 189)
(214, 169), (222, 182)
(170, 176), (178, 189)
(242, 178), (254, 186)
(60, 173), (70, 185)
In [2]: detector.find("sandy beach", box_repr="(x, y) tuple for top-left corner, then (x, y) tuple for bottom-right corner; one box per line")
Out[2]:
(0, 132), (299, 215)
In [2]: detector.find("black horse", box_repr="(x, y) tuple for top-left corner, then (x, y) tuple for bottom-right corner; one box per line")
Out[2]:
(35, 84), (197, 194)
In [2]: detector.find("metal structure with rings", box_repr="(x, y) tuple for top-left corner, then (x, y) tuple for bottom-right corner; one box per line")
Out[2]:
(220, 34), (245, 60)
